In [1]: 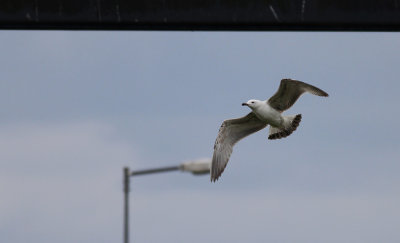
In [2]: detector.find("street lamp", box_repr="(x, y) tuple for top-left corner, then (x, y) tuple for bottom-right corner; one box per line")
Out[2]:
(123, 158), (211, 243)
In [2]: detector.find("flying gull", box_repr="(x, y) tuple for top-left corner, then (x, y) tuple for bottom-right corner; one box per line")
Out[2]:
(210, 79), (328, 182)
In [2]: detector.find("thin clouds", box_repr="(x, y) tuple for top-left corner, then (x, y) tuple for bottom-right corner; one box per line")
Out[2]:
(131, 191), (400, 243)
(0, 121), (139, 243)
(0, 31), (400, 243)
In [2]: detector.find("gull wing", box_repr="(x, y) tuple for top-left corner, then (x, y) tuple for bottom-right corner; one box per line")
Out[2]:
(267, 79), (329, 112)
(211, 112), (267, 182)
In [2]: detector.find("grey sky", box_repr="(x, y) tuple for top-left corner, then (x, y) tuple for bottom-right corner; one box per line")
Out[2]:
(1, 31), (399, 243)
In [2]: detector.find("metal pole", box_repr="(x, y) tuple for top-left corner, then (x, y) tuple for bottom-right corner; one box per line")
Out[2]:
(123, 167), (130, 243)
(131, 166), (180, 176)
(122, 162), (209, 243)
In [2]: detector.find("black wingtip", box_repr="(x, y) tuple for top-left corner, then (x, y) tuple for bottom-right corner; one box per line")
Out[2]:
(268, 114), (302, 140)
(210, 177), (219, 183)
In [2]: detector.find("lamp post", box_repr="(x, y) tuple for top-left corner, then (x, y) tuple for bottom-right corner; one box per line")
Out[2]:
(122, 158), (211, 243)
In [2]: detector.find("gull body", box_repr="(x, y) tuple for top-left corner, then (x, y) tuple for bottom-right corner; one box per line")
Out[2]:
(210, 78), (329, 182)
(242, 100), (282, 127)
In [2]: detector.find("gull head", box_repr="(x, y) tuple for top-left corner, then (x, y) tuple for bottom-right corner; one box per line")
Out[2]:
(242, 99), (263, 110)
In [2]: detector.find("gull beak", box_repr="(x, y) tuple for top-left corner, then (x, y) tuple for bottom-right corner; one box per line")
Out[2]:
(242, 103), (248, 106)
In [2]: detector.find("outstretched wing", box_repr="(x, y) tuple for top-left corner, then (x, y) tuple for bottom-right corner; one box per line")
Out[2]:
(267, 79), (329, 112)
(211, 112), (267, 182)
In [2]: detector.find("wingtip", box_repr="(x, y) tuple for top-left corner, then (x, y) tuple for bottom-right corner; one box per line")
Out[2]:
(210, 171), (222, 182)
(268, 114), (301, 140)
(210, 175), (220, 183)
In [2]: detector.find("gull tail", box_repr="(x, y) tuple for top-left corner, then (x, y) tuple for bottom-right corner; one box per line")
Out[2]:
(268, 114), (302, 140)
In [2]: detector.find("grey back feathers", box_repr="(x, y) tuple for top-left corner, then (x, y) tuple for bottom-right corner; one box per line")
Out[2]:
(267, 79), (329, 112)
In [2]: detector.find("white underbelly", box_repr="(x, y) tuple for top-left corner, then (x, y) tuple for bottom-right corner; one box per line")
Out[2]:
(254, 106), (282, 127)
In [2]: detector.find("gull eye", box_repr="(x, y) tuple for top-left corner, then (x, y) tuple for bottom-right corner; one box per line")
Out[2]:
(251, 101), (255, 104)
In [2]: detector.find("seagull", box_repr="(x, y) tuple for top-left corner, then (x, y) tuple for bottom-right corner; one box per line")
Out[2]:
(210, 79), (328, 182)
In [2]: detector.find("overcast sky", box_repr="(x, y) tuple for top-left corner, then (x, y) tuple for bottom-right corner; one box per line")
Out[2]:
(1, 31), (399, 243)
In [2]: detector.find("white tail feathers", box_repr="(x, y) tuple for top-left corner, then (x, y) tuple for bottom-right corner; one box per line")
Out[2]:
(268, 114), (302, 140)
